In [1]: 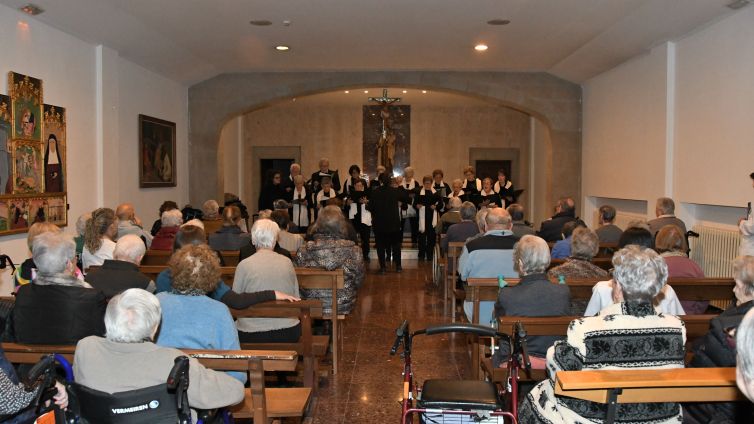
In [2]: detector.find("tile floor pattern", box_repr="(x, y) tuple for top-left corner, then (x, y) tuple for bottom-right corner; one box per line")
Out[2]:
(309, 259), (472, 423)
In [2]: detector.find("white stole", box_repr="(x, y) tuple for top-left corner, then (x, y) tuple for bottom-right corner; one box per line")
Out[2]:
(449, 189), (465, 199)
(481, 189), (503, 208)
(494, 180), (512, 193)
(292, 187), (309, 227)
(418, 188), (439, 233)
(402, 179), (418, 218)
(348, 202), (372, 226)
(462, 178), (482, 192)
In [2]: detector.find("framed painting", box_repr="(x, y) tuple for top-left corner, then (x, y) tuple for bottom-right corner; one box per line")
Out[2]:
(0, 95), (11, 195)
(43, 104), (66, 193)
(8, 198), (29, 231)
(12, 141), (44, 194)
(139, 114), (176, 188)
(0, 200), (7, 232)
(46, 195), (67, 226)
(8, 72), (43, 142)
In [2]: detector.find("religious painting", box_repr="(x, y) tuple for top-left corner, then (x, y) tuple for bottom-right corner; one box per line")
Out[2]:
(0, 95), (11, 195)
(362, 104), (410, 177)
(46, 195), (67, 226)
(8, 198), (29, 231)
(139, 114), (176, 188)
(8, 72), (43, 142)
(12, 141), (43, 194)
(0, 201), (8, 232)
(43, 104), (66, 193)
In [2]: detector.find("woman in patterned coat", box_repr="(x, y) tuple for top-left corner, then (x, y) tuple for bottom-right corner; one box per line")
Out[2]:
(518, 245), (686, 424)
(296, 205), (365, 315)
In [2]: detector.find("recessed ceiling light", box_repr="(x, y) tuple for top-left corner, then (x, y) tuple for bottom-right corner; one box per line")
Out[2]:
(19, 3), (43, 15)
(292, 98), (296, 102)
(487, 19), (510, 26)
(475, 44), (488, 52)
(422, 90), (427, 94)
(364, 90), (369, 93)
(402, 90), (407, 94)
(249, 19), (272, 26)
(344, 90), (350, 94)
(275, 45), (290, 51)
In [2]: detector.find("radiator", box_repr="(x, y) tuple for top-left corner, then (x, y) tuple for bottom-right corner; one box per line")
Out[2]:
(689, 224), (740, 278)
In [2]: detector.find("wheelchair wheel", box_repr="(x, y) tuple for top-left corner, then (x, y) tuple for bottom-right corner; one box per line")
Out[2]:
(432, 245), (443, 288)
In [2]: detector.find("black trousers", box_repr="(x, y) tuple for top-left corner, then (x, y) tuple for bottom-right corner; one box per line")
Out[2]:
(352, 220), (371, 259)
(418, 227), (437, 260)
(375, 230), (402, 268)
(402, 216), (419, 243)
(238, 323), (301, 343)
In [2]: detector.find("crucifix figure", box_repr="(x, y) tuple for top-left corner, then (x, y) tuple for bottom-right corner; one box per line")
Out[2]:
(368, 89), (401, 173)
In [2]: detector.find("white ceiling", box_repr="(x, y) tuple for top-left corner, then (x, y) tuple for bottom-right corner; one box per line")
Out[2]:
(1, 0), (745, 85)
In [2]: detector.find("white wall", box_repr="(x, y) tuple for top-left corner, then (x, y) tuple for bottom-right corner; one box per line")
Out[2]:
(582, 7), (754, 231)
(0, 4), (188, 294)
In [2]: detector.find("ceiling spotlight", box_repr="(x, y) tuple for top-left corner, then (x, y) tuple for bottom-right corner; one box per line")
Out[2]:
(249, 19), (272, 26)
(364, 90), (369, 93)
(292, 98), (296, 102)
(422, 90), (427, 94)
(275, 45), (290, 51)
(344, 90), (350, 94)
(282, 20), (291, 26)
(19, 3), (43, 15)
(475, 44), (489, 51)
(402, 90), (407, 94)
(487, 19), (510, 26)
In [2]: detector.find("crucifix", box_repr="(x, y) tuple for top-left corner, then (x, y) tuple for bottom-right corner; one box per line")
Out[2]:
(368, 89), (402, 173)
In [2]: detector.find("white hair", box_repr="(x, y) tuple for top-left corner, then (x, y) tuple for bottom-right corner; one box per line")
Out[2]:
(32, 232), (75, 275)
(612, 245), (668, 302)
(76, 212), (91, 236)
(514, 235), (550, 275)
(182, 218), (205, 230)
(737, 309), (754, 397)
(113, 234), (146, 264)
(251, 219), (279, 249)
(656, 197), (675, 215)
(161, 209), (183, 227)
(105, 289), (161, 343)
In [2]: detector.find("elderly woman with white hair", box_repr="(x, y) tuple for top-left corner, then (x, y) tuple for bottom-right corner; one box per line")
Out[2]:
(548, 227), (609, 280)
(150, 208), (183, 250)
(737, 307), (754, 403)
(13, 232), (106, 345)
(519, 245), (686, 424)
(233, 219), (301, 343)
(73, 289), (244, 416)
(494, 235), (570, 367)
(85, 234), (155, 298)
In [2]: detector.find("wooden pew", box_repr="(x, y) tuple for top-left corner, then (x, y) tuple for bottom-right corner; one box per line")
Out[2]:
(229, 299), (326, 390)
(554, 367), (744, 424)
(0, 343), (308, 423)
(446, 241), (465, 321)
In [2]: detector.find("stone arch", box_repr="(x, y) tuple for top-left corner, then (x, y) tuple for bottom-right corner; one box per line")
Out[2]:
(189, 71), (581, 206)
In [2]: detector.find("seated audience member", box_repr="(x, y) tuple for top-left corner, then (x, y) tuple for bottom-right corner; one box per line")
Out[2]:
(494, 235), (570, 367)
(519, 245), (686, 423)
(441, 201), (479, 252)
(737, 308), (754, 402)
(296, 206), (365, 315)
(74, 212), (91, 262)
(208, 206), (250, 251)
(685, 256), (754, 423)
(13, 232), (106, 344)
(439, 196), (463, 234)
(155, 225), (295, 309)
(238, 219), (292, 262)
(656, 225), (706, 314)
(465, 208), (490, 243)
(548, 227), (609, 280)
(82, 207), (118, 270)
(648, 197), (688, 236)
(115, 203), (153, 247)
(85, 234), (155, 298)
(584, 226), (685, 316)
(595, 204), (622, 244)
(14, 222), (62, 287)
(151, 209), (183, 250)
(224, 192), (250, 229)
(461, 165), (482, 195)
(550, 220), (583, 259)
(234, 219), (301, 343)
(156, 245), (245, 383)
(73, 289), (244, 417)
(201, 199), (223, 235)
(538, 197), (579, 242)
(0, 344), (68, 420)
(150, 200), (178, 236)
(459, 208), (519, 324)
(345, 179), (372, 260)
(508, 203), (536, 239)
(494, 169), (515, 206)
(271, 210), (303, 254)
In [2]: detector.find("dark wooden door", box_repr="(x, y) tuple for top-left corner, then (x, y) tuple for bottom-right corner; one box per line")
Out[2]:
(475, 160), (511, 182)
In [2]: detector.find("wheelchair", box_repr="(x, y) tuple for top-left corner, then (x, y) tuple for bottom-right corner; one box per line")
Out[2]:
(59, 356), (232, 424)
(390, 321), (532, 424)
(0, 354), (66, 424)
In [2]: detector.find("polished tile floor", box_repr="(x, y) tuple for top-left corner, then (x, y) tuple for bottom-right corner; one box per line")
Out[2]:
(309, 259), (472, 424)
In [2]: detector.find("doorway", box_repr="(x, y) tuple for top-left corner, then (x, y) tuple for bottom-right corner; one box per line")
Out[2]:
(475, 160), (511, 182)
